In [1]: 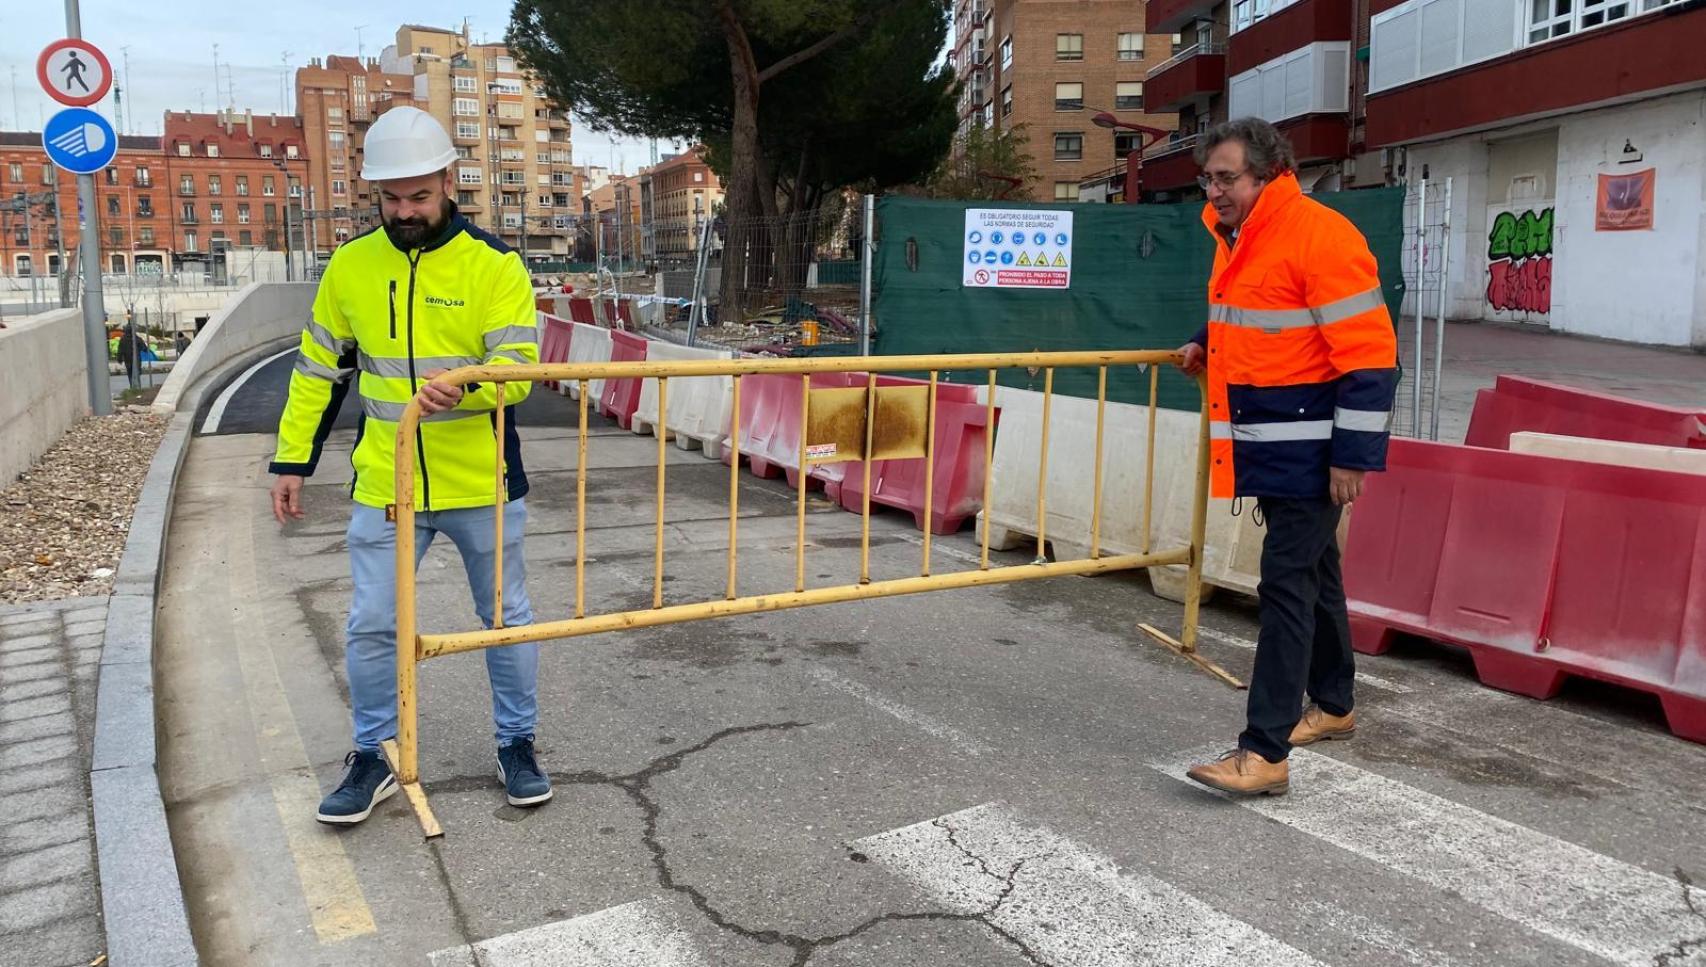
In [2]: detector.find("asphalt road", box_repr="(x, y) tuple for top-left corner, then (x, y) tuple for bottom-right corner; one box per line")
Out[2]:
(154, 352), (1706, 967)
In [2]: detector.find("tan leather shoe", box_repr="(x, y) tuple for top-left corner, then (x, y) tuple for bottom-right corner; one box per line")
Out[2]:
(1289, 705), (1356, 747)
(1185, 748), (1289, 796)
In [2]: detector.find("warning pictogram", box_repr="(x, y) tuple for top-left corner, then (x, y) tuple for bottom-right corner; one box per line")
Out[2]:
(1016, 252), (1031, 266)
(1052, 252), (1068, 268)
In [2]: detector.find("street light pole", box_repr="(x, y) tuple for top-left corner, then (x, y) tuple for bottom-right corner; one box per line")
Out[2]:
(66, 0), (111, 414)
(1091, 111), (1169, 205)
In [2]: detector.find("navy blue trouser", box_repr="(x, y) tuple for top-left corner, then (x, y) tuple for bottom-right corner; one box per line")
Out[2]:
(1238, 495), (1356, 763)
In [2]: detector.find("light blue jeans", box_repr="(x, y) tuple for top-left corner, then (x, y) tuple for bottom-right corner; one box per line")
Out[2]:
(345, 499), (538, 751)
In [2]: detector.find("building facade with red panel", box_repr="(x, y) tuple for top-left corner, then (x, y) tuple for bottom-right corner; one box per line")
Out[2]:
(1365, 0), (1706, 346)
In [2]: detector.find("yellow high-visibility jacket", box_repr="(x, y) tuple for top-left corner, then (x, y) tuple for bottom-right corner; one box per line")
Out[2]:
(270, 210), (539, 511)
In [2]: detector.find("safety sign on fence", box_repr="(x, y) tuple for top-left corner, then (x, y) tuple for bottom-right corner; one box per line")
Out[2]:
(963, 208), (1074, 290)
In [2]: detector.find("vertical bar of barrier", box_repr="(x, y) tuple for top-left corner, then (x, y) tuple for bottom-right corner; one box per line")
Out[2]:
(575, 381), (589, 620)
(1144, 364), (1158, 555)
(393, 414), (420, 786)
(796, 374), (809, 594)
(860, 372), (877, 585)
(1430, 178), (1452, 442)
(654, 377), (668, 610)
(1411, 177), (1427, 436)
(921, 371), (938, 576)
(1034, 368), (1054, 564)
(979, 369), (996, 571)
(1090, 366), (1107, 559)
(727, 375), (741, 600)
(492, 382), (506, 629)
(1183, 376), (1211, 652)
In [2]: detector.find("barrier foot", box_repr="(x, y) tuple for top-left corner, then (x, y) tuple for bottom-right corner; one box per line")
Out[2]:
(1138, 623), (1246, 691)
(381, 739), (444, 840)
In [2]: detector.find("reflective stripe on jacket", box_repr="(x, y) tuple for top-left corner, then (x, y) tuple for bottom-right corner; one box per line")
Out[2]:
(1194, 173), (1397, 500)
(269, 208), (539, 511)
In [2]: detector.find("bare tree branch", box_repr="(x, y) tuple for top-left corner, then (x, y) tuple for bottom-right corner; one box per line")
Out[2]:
(755, 0), (912, 83)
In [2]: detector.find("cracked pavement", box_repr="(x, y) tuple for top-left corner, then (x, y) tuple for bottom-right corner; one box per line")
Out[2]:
(153, 375), (1706, 967)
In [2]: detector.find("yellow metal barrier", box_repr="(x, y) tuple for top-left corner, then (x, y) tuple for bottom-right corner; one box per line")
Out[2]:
(383, 351), (1223, 838)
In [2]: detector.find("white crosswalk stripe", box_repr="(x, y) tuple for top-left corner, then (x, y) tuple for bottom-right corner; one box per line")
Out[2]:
(426, 899), (709, 967)
(1154, 747), (1705, 967)
(853, 801), (1327, 967)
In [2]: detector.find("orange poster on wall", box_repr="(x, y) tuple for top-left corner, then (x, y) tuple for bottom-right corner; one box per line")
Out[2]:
(1596, 168), (1655, 231)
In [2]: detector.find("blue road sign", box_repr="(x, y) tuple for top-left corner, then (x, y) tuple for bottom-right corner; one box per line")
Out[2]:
(968, 251), (983, 264)
(999, 251), (1015, 265)
(42, 107), (116, 175)
(991, 231), (1004, 245)
(983, 249), (998, 264)
(1033, 231), (1047, 246)
(968, 230), (983, 244)
(1056, 232), (1069, 246)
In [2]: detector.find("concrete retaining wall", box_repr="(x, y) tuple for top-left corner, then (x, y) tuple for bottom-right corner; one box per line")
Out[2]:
(0, 308), (89, 485)
(151, 281), (316, 414)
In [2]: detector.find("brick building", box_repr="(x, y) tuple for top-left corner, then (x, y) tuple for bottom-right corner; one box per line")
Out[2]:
(954, 0), (1179, 202)
(296, 55), (417, 256)
(159, 111), (310, 265)
(649, 149), (722, 258)
(379, 23), (577, 260)
(1, 111), (308, 278)
(1, 134), (169, 278)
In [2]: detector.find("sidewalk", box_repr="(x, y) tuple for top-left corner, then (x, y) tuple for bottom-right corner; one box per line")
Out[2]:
(0, 596), (108, 967)
(1416, 321), (1706, 444)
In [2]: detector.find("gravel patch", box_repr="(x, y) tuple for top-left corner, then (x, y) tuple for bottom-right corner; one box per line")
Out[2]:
(1, 410), (169, 604)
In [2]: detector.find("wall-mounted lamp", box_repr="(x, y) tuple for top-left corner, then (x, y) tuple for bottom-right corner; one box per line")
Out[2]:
(1619, 139), (1643, 164)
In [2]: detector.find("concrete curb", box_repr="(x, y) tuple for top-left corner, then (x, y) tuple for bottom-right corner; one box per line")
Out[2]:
(89, 339), (295, 967)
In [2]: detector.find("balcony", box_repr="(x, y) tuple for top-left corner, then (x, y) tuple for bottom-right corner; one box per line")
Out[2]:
(1145, 42), (1228, 111)
(178, 187), (196, 197)
(1367, 0), (1706, 146)
(1137, 133), (1202, 191)
(180, 214), (200, 225)
(134, 175), (153, 188)
(1148, 0), (1218, 34)
(135, 208), (155, 218)
(1226, 0), (1353, 74)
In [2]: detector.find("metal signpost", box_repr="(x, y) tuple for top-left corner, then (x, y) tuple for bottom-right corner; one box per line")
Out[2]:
(38, 26), (114, 415)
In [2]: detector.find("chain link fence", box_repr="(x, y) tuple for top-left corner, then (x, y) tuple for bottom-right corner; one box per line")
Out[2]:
(640, 202), (868, 356)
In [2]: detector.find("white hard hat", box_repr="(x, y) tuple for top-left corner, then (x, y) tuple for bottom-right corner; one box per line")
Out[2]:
(360, 106), (458, 182)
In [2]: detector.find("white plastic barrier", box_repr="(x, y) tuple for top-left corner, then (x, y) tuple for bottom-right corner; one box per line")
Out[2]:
(1510, 431), (1706, 475)
(565, 323), (613, 402)
(974, 383), (1270, 603)
(975, 384), (1198, 562)
(631, 338), (736, 458)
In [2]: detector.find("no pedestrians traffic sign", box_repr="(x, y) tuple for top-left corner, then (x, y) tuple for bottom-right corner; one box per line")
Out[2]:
(37, 38), (113, 108)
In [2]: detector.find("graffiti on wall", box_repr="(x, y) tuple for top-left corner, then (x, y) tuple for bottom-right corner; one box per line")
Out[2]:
(1485, 208), (1553, 316)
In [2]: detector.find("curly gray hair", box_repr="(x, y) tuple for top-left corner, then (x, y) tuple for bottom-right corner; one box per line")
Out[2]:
(1193, 118), (1297, 181)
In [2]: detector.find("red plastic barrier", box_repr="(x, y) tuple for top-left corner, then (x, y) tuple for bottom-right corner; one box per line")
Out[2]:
(834, 396), (994, 535)
(725, 373), (858, 481)
(538, 314), (574, 391)
(616, 298), (636, 328)
(1464, 375), (1706, 450)
(598, 330), (648, 429)
(568, 297), (597, 326)
(1343, 438), (1706, 744)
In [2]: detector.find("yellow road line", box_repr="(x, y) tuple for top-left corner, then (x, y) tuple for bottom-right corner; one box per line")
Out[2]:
(229, 510), (378, 944)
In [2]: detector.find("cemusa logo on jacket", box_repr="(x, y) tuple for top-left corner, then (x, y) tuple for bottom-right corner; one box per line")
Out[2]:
(1196, 173), (1399, 500)
(269, 206), (540, 512)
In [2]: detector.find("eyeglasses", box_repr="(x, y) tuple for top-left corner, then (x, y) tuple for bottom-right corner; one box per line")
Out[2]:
(1196, 168), (1250, 191)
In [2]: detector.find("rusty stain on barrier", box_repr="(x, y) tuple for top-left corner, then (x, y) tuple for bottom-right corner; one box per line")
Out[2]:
(385, 350), (1223, 838)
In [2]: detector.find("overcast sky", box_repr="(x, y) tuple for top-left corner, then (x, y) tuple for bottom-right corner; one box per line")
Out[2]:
(0, 0), (669, 175)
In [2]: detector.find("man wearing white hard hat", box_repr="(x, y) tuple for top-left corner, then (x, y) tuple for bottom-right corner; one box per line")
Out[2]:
(268, 106), (550, 824)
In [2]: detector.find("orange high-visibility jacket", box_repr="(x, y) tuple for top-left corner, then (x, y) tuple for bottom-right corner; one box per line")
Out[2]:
(1192, 172), (1398, 500)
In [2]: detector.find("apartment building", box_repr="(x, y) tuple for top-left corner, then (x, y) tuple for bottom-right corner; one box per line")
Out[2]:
(954, 0), (1179, 202)
(649, 149), (722, 259)
(1367, 0), (1705, 345)
(0, 111), (308, 278)
(296, 55), (417, 254)
(380, 23), (577, 260)
(0, 134), (170, 277)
